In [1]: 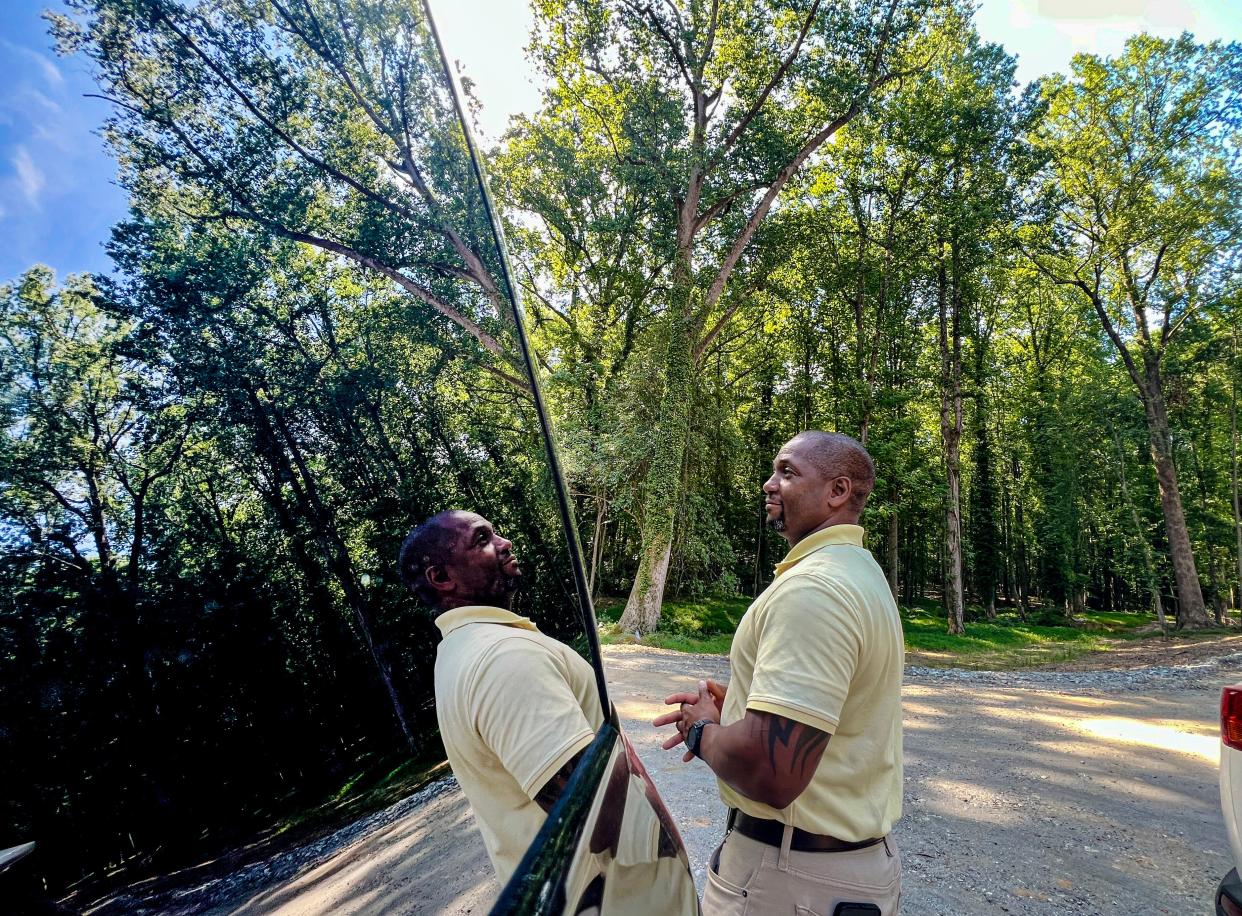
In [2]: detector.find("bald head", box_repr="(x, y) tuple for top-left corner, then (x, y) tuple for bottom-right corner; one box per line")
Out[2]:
(398, 509), (522, 612)
(790, 431), (875, 513)
(398, 511), (464, 606)
(764, 431), (875, 545)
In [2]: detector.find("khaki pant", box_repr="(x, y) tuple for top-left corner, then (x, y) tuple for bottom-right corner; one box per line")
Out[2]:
(702, 825), (901, 916)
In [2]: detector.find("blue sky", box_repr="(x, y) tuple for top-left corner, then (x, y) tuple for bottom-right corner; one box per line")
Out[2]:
(0, 1), (127, 282)
(2, 0), (1239, 284)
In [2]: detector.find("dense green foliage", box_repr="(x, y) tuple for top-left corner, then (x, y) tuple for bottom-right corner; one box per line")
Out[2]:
(2, 0), (585, 897)
(512, 18), (1242, 633)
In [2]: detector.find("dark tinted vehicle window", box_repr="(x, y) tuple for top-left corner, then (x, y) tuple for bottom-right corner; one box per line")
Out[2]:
(0, 1), (606, 913)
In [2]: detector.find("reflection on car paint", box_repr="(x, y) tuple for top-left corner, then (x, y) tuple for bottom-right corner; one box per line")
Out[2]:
(492, 714), (699, 915)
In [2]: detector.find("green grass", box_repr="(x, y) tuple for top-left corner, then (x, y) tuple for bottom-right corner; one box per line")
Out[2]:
(900, 604), (1109, 669)
(598, 594), (1187, 668)
(598, 595), (750, 654)
(635, 632), (737, 654)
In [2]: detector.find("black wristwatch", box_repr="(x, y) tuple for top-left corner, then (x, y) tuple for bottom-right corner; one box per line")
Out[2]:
(685, 718), (714, 758)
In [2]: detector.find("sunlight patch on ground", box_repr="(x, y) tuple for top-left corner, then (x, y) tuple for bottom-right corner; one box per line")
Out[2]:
(1075, 718), (1219, 763)
(1044, 694), (1115, 709)
(899, 699), (947, 718)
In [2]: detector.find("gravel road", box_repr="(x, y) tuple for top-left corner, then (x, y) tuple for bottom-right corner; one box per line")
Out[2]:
(606, 643), (1242, 915)
(104, 642), (1242, 915)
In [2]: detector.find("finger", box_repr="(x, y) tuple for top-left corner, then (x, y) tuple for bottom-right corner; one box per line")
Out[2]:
(706, 680), (727, 700)
(682, 750), (694, 763)
(652, 711), (682, 727)
(662, 691), (699, 706)
(662, 734), (686, 751)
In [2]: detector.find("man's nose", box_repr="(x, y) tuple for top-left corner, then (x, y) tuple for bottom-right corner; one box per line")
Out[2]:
(762, 475), (778, 493)
(496, 535), (513, 551)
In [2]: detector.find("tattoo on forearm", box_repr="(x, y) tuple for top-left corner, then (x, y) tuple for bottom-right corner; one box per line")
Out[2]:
(763, 715), (828, 775)
(792, 726), (829, 774)
(764, 715), (797, 772)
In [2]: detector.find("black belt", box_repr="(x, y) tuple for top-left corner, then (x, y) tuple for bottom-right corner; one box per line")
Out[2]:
(729, 810), (883, 853)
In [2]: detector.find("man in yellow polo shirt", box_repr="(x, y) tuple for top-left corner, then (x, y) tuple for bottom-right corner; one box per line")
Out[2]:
(398, 510), (604, 886)
(655, 431), (904, 915)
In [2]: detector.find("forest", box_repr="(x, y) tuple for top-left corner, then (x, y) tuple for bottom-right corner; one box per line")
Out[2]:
(1, 0), (1240, 902)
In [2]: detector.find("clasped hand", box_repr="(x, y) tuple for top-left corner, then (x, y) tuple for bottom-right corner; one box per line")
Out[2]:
(652, 678), (727, 763)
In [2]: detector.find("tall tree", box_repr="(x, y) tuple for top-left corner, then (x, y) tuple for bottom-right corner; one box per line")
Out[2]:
(53, 0), (529, 389)
(1027, 34), (1242, 628)
(1232, 321), (1242, 606)
(899, 21), (1027, 632)
(525, 0), (944, 632)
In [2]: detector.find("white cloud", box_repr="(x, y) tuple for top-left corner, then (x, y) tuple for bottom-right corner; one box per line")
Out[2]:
(19, 88), (64, 116)
(32, 53), (63, 88)
(1, 40), (64, 88)
(977, 0), (1211, 83)
(13, 147), (45, 207)
(1034, 0), (1201, 53)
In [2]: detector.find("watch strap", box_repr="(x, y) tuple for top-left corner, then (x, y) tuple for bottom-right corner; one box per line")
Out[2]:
(686, 718), (714, 758)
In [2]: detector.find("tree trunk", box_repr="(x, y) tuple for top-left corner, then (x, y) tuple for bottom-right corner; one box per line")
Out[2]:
(253, 389), (417, 749)
(1190, 435), (1225, 626)
(1211, 549), (1226, 625)
(937, 242), (965, 635)
(1012, 453), (1030, 621)
(971, 335), (998, 622)
(1231, 326), (1242, 614)
(1140, 359), (1209, 627)
(887, 497), (900, 602)
(587, 493), (606, 599)
(942, 448), (965, 631)
(998, 481), (1008, 603)
(619, 307), (694, 635)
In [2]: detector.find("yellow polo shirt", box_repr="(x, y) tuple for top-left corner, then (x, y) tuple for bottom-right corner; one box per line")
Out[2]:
(718, 524), (904, 841)
(434, 605), (604, 884)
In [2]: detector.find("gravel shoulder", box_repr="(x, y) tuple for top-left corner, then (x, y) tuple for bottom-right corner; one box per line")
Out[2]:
(95, 639), (1242, 915)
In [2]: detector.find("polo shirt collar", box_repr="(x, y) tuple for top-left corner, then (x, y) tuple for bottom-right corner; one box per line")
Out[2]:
(434, 605), (539, 637)
(774, 523), (865, 577)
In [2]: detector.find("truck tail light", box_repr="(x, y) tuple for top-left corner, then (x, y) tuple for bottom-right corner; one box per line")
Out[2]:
(1222, 687), (1242, 751)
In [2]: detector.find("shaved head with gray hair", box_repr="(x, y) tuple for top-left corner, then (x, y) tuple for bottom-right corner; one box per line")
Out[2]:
(398, 511), (462, 606)
(790, 430), (875, 512)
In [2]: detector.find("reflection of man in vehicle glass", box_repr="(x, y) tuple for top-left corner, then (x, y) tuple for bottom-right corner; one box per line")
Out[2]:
(656, 432), (903, 915)
(399, 510), (604, 886)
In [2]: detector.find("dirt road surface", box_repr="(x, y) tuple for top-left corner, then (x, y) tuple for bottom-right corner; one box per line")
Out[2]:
(606, 644), (1237, 914)
(127, 641), (1242, 915)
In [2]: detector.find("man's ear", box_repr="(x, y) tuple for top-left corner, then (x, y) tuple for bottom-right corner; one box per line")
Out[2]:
(826, 475), (853, 510)
(425, 564), (455, 595)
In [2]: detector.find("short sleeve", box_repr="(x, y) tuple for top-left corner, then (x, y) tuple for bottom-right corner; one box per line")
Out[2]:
(470, 636), (596, 799)
(745, 574), (862, 734)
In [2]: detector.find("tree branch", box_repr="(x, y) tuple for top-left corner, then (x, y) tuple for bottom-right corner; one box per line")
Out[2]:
(155, 9), (426, 230)
(711, 0), (822, 166)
